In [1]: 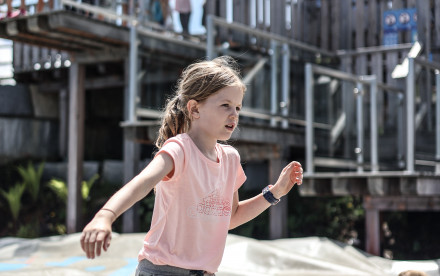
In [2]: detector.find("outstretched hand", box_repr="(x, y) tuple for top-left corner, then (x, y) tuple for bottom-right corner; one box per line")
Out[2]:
(272, 161), (303, 199)
(80, 211), (113, 259)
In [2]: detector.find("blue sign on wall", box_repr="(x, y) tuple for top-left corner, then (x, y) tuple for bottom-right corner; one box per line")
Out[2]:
(383, 8), (417, 45)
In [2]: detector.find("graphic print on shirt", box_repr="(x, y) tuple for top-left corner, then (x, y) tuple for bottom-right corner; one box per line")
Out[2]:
(187, 188), (231, 220)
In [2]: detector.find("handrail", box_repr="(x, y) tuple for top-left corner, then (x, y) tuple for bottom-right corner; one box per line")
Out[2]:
(336, 43), (414, 56)
(311, 64), (403, 94)
(134, 106), (331, 130)
(414, 57), (440, 71)
(305, 63), (380, 173)
(207, 15), (336, 60)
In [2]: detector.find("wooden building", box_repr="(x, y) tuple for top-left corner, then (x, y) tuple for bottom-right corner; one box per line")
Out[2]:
(1, 0), (440, 257)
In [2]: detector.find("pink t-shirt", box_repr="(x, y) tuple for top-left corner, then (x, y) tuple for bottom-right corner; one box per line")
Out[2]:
(138, 133), (246, 273)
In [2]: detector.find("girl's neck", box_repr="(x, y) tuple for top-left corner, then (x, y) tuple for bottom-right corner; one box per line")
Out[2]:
(187, 131), (218, 162)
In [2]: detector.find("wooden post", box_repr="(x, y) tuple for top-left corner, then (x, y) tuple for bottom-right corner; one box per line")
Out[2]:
(59, 88), (68, 158)
(364, 196), (381, 256)
(122, 58), (140, 233)
(122, 127), (140, 232)
(269, 156), (287, 239)
(67, 62), (85, 233)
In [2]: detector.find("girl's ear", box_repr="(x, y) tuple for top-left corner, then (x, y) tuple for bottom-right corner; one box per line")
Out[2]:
(187, 99), (200, 119)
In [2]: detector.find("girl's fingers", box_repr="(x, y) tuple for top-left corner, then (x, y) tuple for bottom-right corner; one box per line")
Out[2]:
(104, 233), (112, 251)
(289, 162), (303, 184)
(80, 232), (87, 252)
(95, 231), (110, 256)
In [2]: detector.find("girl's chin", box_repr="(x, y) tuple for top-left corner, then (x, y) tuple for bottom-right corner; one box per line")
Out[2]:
(220, 133), (234, 141)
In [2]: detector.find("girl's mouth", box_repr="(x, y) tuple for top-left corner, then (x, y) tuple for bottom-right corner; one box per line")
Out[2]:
(225, 123), (235, 131)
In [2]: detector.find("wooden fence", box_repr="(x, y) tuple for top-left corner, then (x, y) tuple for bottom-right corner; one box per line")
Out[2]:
(206, 0), (438, 52)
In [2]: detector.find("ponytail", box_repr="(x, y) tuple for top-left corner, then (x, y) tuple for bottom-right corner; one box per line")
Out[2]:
(155, 95), (189, 149)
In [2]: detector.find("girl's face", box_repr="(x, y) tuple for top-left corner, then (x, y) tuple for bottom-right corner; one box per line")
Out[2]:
(192, 86), (243, 141)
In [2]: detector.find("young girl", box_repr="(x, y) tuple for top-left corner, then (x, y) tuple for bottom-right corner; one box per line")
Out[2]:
(80, 56), (303, 275)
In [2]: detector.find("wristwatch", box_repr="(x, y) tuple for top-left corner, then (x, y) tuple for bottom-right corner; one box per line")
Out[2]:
(262, 185), (280, 205)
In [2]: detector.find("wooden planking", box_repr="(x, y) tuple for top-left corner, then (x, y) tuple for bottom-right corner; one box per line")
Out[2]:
(320, 0), (329, 50)
(232, 0), (248, 46)
(364, 195), (440, 211)
(8, 0), (440, 74)
(339, 0), (351, 50)
(367, 0), (378, 47)
(436, 0), (440, 48)
(355, 0), (365, 49)
(269, 0), (284, 35)
(330, 0), (340, 51)
(290, 0), (302, 41)
(301, 174), (440, 197)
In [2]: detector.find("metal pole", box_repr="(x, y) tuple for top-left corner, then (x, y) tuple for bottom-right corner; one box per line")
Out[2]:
(305, 63), (314, 173)
(436, 70), (440, 160)
(281, 43), (290, 129)
(406, 57), (415, 173)
(270, 40), (278, 127)
(206, 15), (215, 60)
(128, 23), (138, 122)
(356, 82), (364, 173)
(368, 76), (379, 172)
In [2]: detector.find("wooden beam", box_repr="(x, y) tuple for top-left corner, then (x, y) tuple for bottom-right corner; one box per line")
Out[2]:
(122, 58), (140, 232)
(59, 88), (68, 158)
(122, 127), (140, 232)
(269, 156), (287, 239)
(364, 196), (440, 211)
(67, 62), (85, 233)
(365, 208), (381, 256)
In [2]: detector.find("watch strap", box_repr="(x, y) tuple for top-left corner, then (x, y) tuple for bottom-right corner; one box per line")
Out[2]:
(262, 185), (280, 205)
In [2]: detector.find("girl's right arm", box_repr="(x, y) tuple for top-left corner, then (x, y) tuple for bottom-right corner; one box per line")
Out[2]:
(80, 152), (174, 259)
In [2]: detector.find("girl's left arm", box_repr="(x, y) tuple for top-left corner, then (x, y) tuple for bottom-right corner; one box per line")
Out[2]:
(229, 161), (303, 229)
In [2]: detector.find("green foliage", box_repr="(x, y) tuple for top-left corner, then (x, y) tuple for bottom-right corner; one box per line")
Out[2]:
(0, 183), (26, 222)
(16, 220), (39, 238)
(81, 174), (99, 201)
(17, 162), (44, 203)
(47, 179), (68, 202)
(288, 192), (365, 244)
(47, 174), (100, 203)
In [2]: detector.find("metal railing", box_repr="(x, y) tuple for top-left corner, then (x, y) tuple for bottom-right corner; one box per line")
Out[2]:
(305, 56), (440, 175)
(407, 57), (440, 173)
(0, 39), (15, 85)
(305, 63), (388, 174)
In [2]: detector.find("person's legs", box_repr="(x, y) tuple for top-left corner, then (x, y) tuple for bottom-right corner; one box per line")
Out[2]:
(19, 0), (25, 14)
(6, 0), (12, 16)
(179, 12), (190, 34)
(36, 0), (44, 12)
(3, 0), (26, 18)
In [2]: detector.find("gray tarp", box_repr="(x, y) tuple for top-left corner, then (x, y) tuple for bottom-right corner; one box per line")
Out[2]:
(0, 233), (438, 276)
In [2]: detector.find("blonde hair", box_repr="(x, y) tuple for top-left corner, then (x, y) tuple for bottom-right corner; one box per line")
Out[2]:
(398, 270), (428, 276)
(155, 56), (246, 148)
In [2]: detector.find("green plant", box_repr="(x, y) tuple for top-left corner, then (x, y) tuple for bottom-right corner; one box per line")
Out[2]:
(17, 162), (44, 203)
(0, 183), (26, 222)
(47, 179), (68, 202)
(16, 220), (39, 238)
(47, 174), (100, 203)
(82, 174), (99, 201)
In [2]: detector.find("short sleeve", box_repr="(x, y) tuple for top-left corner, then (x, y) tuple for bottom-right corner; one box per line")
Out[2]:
(156, 139), (185, 181)
(235, 162), (246, 191)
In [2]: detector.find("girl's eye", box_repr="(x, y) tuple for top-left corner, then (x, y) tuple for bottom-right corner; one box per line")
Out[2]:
(222, 104), (229, 108)
(236, 106), (241, 112)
